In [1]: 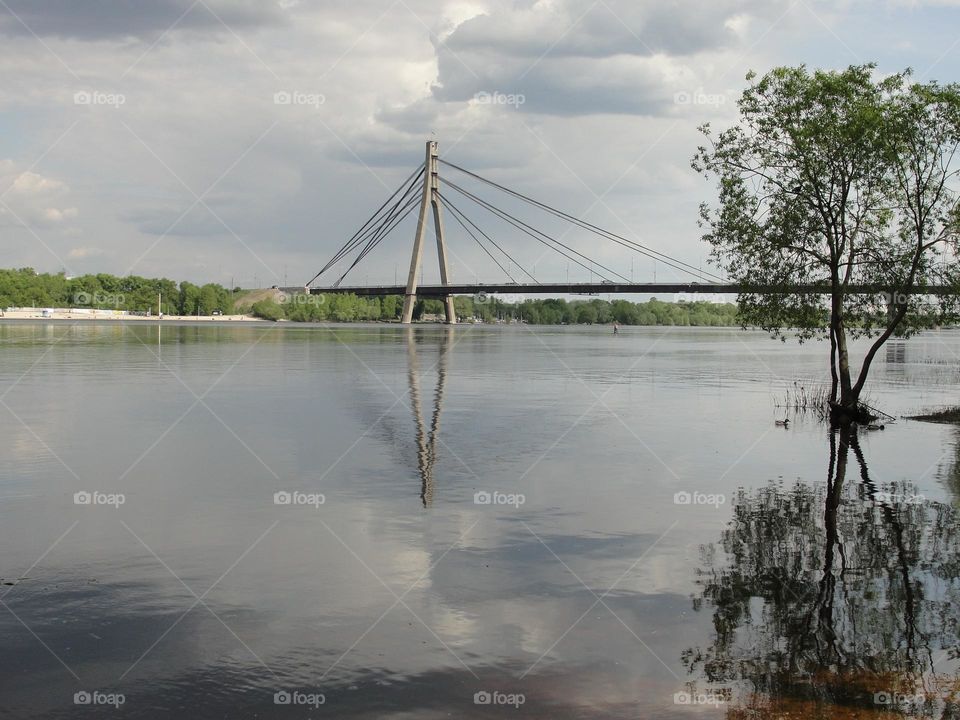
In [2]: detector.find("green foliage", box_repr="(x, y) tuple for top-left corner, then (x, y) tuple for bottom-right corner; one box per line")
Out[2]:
(178, 281), (231, 315)
(694, 63), (960, 406)
(222, 290), (740, 326)
(575, 304), (598, 324)
(0, 268), (231, 315)
(448, 296), (738, 326)
(250, 299), (285, 321)
(0, 269), (740, 326)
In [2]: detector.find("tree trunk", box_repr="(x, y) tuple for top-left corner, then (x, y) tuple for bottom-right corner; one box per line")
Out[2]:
(852, 303), (909, 399)
(829, 295), (868, 425)
(828, 325), (839, 404)
(834, 318), (855, 407)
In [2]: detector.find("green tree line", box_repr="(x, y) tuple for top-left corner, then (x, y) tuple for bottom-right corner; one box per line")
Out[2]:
(252, 292), (740, 326)
(0, 268), (234, 315)
(1, 269), (741, 325)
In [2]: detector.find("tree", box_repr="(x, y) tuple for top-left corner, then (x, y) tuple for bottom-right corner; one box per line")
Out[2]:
(611, 300), (641, 325)
(694, 64), (960, 422)
(381, 295), (401, 321)
(250, 299), (284, 321)
(452, 295), (474, 321)
(178, 281), (201, 316)
(198, 284), (220, 315)
(590, 299), (612, 323)
(574, 303), (598, 324)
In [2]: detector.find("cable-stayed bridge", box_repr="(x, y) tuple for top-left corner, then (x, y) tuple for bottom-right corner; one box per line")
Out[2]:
(303, 141), (951, 324)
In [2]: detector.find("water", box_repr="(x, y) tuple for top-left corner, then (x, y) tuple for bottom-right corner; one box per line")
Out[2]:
(1, 321), (958, 718)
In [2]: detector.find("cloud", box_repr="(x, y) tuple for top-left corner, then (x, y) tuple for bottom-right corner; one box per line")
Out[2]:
(67, 246), (104, 258)
(44, 206), (77, 222)
(433, 54), (681, 117)
(0, 0), (953, 284)
(439, 0), (749, 60)
(0, 163), (79, 229)
(421, 0), (785, 118)
(0, 0), (283, 40)
(10, 171), (67, 194)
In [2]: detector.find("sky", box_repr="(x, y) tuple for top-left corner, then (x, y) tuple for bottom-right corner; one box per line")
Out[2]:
(1, 0), (959, 290)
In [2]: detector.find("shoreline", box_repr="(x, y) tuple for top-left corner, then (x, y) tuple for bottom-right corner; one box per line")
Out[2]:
(0, 311), (261, 322)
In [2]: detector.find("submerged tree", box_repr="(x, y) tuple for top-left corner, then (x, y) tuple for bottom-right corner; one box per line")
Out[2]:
(694, 64), (960, 421)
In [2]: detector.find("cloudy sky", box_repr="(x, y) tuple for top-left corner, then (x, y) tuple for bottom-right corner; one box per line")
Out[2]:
(1, 0), (959, 288)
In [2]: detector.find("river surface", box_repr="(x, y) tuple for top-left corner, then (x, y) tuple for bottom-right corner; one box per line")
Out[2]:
(1, 321), (959, 719)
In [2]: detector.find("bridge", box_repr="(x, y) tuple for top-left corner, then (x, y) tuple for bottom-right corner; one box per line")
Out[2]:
(294, 282), (740, 297)
(288, 282), (953, 298)
(304, 140), (950, 323)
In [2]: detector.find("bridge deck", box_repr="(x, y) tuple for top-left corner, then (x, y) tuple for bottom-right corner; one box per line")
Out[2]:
(289, 283), (953, 297)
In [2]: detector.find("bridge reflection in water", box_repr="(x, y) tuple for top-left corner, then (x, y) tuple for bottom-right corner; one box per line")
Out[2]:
(406, 328), (452, 507)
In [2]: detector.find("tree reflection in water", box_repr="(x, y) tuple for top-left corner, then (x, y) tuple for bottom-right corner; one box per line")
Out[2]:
(939, 429), (960, 502)
(684, 426), (960, 718)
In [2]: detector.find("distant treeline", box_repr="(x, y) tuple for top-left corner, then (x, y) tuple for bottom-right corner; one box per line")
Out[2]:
(1, 269), (740, 325)
(0, 268), (234, 315)
(253, 293), (740, 326)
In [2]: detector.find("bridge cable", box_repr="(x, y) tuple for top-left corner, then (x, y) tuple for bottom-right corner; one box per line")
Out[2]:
(333, 187), (421, 286)
(316, 164), (423, 276)
(444, 179), (622, 283)
(327, 166), (424, 280)
(340, 182), (422, 270)
(440, 158), (720, 281)
(306, 164), (424, 286)
(437, 194), (522, 284)
(439, 159), (724, 282)
(438, 193), (538, 284)
(444, 178), (628, 283)
(334, 190), (423, 286)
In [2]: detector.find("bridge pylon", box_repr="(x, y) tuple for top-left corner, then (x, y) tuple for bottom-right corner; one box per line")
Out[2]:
(401, 141), (456, 324)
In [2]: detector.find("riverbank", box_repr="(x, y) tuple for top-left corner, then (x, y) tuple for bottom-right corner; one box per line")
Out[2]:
(0, 309), (260, 322)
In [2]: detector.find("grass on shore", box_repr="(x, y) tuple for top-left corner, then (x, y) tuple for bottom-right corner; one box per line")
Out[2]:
(907, 406), (960, 424)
